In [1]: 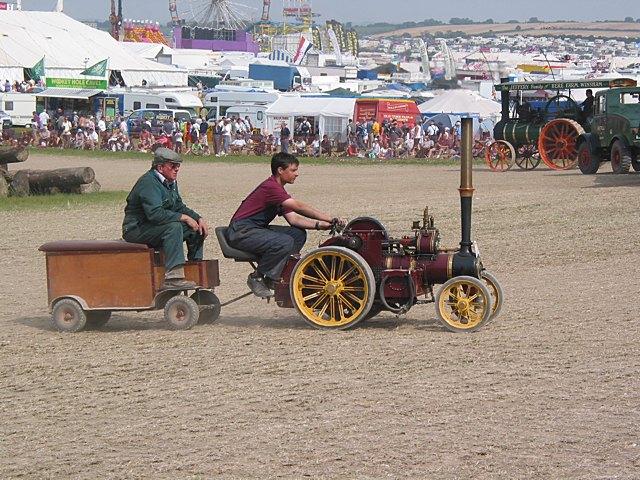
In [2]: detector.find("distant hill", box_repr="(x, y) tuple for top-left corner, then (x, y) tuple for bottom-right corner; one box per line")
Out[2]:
(359, 21), (640, 39)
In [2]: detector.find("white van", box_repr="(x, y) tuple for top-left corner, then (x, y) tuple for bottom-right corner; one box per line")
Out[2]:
(0, 92), (36, 126)
(203, 89), (278, 125)
(223, 105), (267, 131)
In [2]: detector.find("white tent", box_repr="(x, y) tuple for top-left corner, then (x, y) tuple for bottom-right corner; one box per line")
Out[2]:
(419, 89), (501, 118)
(265, 95), (356, 141)
(0, 11), (187, 87)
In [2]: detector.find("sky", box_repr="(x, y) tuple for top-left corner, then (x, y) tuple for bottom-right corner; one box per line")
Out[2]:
(19, 0), (640, 25)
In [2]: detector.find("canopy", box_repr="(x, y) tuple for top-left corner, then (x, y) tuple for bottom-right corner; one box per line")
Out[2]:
(0, 11), (187, 87)
(419, 89), (501, 118)
(36, 88), (103, 99)
(265, 95), (356, 141)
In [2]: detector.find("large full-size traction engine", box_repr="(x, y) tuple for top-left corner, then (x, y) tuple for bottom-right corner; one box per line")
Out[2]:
(274, 118), (503, 331)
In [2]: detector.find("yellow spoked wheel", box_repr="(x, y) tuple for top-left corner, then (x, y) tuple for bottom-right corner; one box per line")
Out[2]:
(436, 276), (492, 333)
(481, 271), (503, 321)
(290, 246), (375, 330)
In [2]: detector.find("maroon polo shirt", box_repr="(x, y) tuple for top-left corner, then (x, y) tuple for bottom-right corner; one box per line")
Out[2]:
(230, 175), (293, 227)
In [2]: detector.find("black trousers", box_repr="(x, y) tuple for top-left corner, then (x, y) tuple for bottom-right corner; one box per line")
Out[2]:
(227, 221), (306, 280)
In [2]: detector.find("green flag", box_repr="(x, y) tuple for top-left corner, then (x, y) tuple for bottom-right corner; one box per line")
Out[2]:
(30, 56), (45, 81)
(81, 59), (108, 77)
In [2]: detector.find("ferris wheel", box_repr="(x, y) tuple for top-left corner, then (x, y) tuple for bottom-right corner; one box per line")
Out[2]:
(168, 0), (251, 30)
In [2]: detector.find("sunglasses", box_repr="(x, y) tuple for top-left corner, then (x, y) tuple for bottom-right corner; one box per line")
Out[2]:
(166, 162), (181, 170)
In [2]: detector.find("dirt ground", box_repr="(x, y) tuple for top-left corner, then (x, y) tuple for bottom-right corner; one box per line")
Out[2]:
(1, 153), (639, 479)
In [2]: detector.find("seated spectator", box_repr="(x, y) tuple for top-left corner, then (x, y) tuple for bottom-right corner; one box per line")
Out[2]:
(74, 129), (85, 149)
(320, 135), (332, 156)
(230, 134), (247, 153)
(294, 137), (307, 155)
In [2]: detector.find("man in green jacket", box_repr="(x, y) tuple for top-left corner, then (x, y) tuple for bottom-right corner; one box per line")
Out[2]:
(122, 147), (208, 289)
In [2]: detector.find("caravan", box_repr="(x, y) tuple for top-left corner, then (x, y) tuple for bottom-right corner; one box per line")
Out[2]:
(0, 92), (37, 127)
(203, 89), (279, 130)
(108, 90), (203, 117)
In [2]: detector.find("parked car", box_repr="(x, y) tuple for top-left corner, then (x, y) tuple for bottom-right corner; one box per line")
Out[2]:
(0, 109), (12, 128)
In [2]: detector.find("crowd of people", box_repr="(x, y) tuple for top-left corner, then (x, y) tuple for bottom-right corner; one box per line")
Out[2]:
(1, 106), (493, 161)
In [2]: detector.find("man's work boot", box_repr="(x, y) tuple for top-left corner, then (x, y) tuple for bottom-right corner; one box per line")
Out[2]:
(163, 265), (197, 290)
(247, 273), (273, 298)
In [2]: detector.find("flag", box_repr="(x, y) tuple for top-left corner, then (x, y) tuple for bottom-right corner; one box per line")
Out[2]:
(293, 37), (313, 65)
(30, 56), (45, 81)
(81, 58), (108, 77)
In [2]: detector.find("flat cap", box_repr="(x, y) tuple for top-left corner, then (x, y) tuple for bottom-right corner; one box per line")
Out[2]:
(153, 147), (182, 166)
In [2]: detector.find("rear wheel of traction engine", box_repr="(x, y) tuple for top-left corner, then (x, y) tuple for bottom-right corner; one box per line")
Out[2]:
(515, 144), (541, 170)
(51, 298), (87, 333)
(190, 290), (221, 323)
(290, 246), (376, 330)
(436, 276), (492, 333)
(577, 142), (600, 175)
(85, 310), (112, 329)
(538, 118), (584, 170)
(480, 271), (503, 322)
(484, 140), (515, 172)
(164, 295), (200, 330)
(610, 140), (631, 174)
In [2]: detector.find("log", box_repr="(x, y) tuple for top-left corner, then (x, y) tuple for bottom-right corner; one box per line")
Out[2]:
(9, 170), (30, 197)
(0, 175), (8, 198)
(0, 146), (29, 168)
(26, 167), (96, 194)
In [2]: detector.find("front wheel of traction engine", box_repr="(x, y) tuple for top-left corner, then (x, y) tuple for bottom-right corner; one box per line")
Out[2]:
(436, 276), (492, 333)
(164, 295), (200, 330)
(290, 246), (376, 330)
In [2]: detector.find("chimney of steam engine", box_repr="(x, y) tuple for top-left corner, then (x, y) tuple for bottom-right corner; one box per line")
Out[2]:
(459, 117), (474, 256)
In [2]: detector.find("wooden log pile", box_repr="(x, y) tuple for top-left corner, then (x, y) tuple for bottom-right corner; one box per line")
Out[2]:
(0, 147), (100, 198)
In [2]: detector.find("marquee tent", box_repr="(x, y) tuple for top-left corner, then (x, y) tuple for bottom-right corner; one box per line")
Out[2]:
(265, 95), (356, 141)
(419, 89), (501, 118)
(0, 11), (187, 87)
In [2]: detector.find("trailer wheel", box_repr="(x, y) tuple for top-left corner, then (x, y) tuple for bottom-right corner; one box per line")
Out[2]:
(484, 140), (515, 172)
(190, 290), (221, 323)
(481, 271), (503, 321)
(610, 140), (631, 174)
(51, 298), (87, 333)
(290, 246), (375, 330)
(436, 276), (492, 333)
(86, 311), (112, 329)
(577, 142), (600, 174)
(164, 295), (199, 330)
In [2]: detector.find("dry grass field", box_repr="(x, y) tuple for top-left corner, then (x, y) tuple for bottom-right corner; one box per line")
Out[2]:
(1, 152), (639, 478)
(373, 21), (640, 38)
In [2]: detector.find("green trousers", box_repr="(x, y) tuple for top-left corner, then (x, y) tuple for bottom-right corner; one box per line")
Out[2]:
(123, 221), (205, 271)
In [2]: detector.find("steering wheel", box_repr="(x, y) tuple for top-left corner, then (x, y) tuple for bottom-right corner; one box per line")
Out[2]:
(543, 94), (582, 121)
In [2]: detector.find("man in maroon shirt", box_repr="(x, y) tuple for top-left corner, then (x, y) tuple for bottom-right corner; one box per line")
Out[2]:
(227, 152), (345, 298)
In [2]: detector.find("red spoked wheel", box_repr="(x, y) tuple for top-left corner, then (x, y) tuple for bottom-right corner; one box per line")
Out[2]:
(484, 140), (515, 172)
(515, 144), (541, 170)
(538, 119), (585, 170)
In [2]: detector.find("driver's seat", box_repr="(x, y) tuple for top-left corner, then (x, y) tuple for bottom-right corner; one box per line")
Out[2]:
(215, 227), (258, 263)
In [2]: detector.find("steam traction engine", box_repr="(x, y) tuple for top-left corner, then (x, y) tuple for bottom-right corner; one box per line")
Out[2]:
(275, 118), (503, 331)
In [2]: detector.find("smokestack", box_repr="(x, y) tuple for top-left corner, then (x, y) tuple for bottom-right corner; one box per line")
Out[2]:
(459, 117), (474, 256)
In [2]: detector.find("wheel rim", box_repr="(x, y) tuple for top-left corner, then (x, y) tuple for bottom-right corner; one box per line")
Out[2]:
(485, 141), (514, 172)
(438, 279), (489, 330)
(578, 145), (592, 170)
(538, 119), (583, 170)
(168, 302), (191, 326)
(292, 250), (370, 327)
(55, 306), (78, 327)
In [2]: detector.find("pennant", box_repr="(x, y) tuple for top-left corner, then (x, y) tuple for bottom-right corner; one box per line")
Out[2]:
(81, 59), (108, 77)
(293, 37), (313, 65)
(30, 56), (45, 81)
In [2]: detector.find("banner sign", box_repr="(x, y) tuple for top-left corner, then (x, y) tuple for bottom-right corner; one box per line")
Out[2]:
(46, 77), (108, 90)
(495, 78), (637, 92)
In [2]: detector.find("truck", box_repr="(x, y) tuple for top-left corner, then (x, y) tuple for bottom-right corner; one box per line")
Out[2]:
(576, 86), (640, 174)
(248, 64), (311, 92)
(353, 98), (421, 127)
